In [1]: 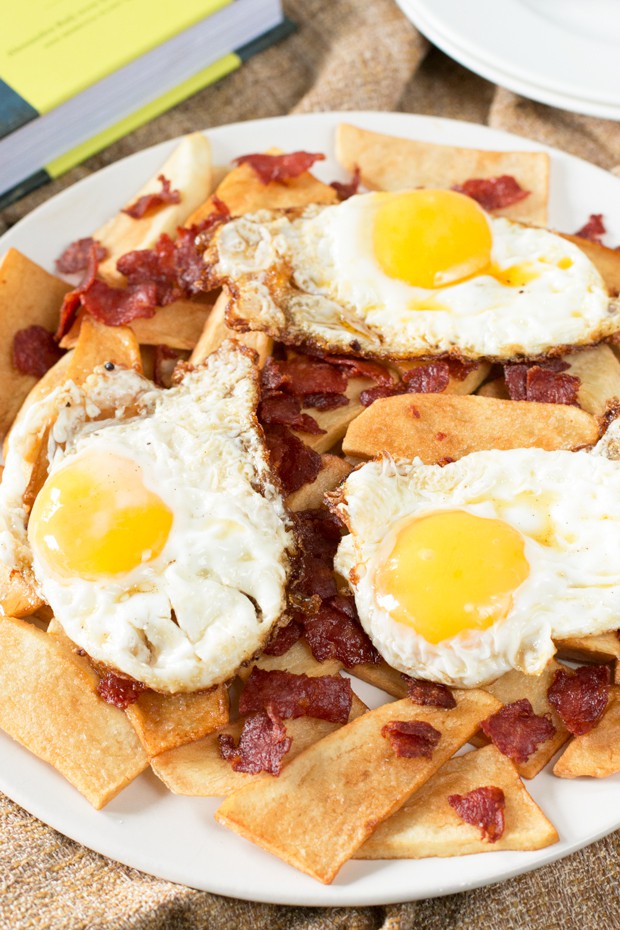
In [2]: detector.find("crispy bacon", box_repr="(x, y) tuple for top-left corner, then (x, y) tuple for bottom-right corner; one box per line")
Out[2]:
(296, 555), (338, 600)
(360, 383), (401, 407)
(448, 786), (506, 842)
(504, 361), (579, 405)
(12, 325), (64, 377)
(402, 362), (451, 394)
(381, 719), (441, 758)
(122, 174), (181, 219)
(56, 237), (107, 274)
(261, 356), (348, 397)
(403, 676), (456, 709)
(575, 213), (606, 244)
(331, 166), (361, 201)
(259, 393), (325, 434)
(263, 619), (304, 656)
(296, 509), (344, 562)
(97, 672), (145, 709)
(547, 665), (610, 736)
(453, 175), (530, 211)
(302, 392), (350, 411)
(325, 355), (395, 386)
(81, 279), (157, 327)
(302, 596), (380, 668)
(239, 668), (352, 724)
(481, 699), (556, 764)
(218, 707), (291, 775)
(264, 425), (322, 495)
(55, 242), (99, 340)
(234, 151), (325, 184)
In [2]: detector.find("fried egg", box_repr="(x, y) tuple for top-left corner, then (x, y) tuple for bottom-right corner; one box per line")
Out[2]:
(208, 189), (619, 360)
(0, 342), (295, 692)
(331, 437), (620, 687)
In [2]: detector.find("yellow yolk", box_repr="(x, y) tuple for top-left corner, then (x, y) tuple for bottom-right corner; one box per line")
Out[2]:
(376, 510), (529, 644)
(29, 452), (173, 580)
(372, 189), (493, 289)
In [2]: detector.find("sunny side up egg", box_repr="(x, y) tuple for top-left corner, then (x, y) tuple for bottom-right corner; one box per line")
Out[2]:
(208, 189), (620, 360)
(331, 432), (620, 687)
(0, 342), (295, 692)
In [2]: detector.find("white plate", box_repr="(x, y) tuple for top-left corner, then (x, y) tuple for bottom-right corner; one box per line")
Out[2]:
(1, 111), (620, 907)
(397, 0), (620, 121)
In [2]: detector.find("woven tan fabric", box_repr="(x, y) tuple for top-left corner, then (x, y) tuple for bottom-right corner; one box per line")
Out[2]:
(2, 1), (620, 927)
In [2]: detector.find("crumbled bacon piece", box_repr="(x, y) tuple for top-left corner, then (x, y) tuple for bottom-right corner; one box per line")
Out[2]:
(448, 786), (506, 842)
(575, 213), (606, 244)
(153, 344), (181, 388)
(296, 555), (338, 600)
(302, 596), (380, 668)
(264, 425), (322, 495)
(547, 665), (610, 736)
(122, 174), (181, 219)
(331, 166), (361, 201)
(403, 676), (456, 709)
(302, 392), (350, 411)
(55, 242), (99, 340)
(12, 325), (64, 377)
(56, 237), (107, 274)
(446, 358), (478, 381)
(402, 362), (451, 394)
(97, 672), (145, 709)
(453, 175), (530, 211)
(504, 361), (580, 405)
(323, 354), (395, 386)
(381, 719), (441, 758)
(261, 356), (348, 397)
(234, 151), (325, 184)
(296, 509), (344, 562)
(481, 699), (556, 764)
(360, 383), (401, 407)
(82, 279), (158, 327)
(218, 707), (291, 775)
(239, 668), (352, 724)
(259, 393), (325, 434)
(263, 619), (304, 656)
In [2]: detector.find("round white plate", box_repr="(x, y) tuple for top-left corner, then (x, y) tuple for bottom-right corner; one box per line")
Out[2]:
(1, 111), (619, 907)
(397, 0), (620, 121)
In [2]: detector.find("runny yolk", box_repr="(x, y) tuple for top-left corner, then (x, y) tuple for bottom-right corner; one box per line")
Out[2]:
(372, 189), (493, 289)
(376, 510), (529, 644)
(28, 452), (173, 580)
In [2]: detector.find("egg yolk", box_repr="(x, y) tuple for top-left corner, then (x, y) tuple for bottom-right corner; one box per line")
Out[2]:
(28, 452), (173, 580)
(372, 190), (493, 289)
(376, 510), (529, 644)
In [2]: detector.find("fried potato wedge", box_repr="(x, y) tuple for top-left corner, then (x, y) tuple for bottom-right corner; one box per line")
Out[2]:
(190, 290), (272, 367)
(554, 687), (620, 779)
(562, 235), (620, 296)
(342, 394), (600, 463)
(295, 377), (370, 454)
(555, 631), (620, 663)
(336, 124), (549, 225)
(562, 345), (620, 416)
(61, 301), (212, 352)
(215, 689), (500, 883)
(66, 316), (142, 382)
(236, 638), (342, 682)
(126, 686), (229, 758)
(349, 660), (409, 699)
(0, 616), (148, 808)
(0, 248), (70, 439)
(95, 133), (214, 285)
(356, 744), (558, 859)
(286, 453), (352, 512)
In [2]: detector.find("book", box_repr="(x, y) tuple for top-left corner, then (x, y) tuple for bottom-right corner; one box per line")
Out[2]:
(0, 0), (287, 204)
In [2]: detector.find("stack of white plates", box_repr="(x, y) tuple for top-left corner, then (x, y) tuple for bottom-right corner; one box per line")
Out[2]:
(397, 0), (620, 120)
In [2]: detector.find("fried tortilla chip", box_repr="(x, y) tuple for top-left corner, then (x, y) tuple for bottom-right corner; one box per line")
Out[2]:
(555, 631), (620, 663)
(336, 124), (549, 224)
(190, 290), (272, 367)
(554, 687), (620, 779)
(61, 301), (212, 352)
(215, 689), (500, 883)
(349, 660), (409, 698)
(356, 744), (558, 858)
(563, 345), (620, 416)
(342, 394), (600, 464)
(0, 616), (148, 808)
(477, 377), (509, 399)
(66, 316), (142, 383)
(126, 686), (229, 758)
(286, 453), (352, 512)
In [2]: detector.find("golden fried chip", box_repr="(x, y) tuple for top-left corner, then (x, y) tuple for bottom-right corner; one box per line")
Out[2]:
(126, 686), (229, 758)
(61, 301), (212, 352)
(0, 616), (148, 808)
(215, 689), (500, 883)
(0, 249), (70, 439)
(562, 235), (620, 296)
(190, 291), (272, 367)
(563, 345), (620, 416)
(349, 660), (409, 698)
(96, 133), (214, 285)
(295, 377), (370, 454)
(342, 394), (600, 464)
(555, 631), (620, 663)
(65, 316), (142, 383)
(336, 124), (549, 224)
(476, 378), (509, 399)
(554, 687), (620, 779)
(286, 453), (352, 512)
(356, 744), (558, 859)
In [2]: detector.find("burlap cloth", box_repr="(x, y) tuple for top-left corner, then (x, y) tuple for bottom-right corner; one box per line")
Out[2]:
(2, 2), (620, 926)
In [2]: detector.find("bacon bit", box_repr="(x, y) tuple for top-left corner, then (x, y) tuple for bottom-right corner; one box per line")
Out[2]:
(239, 668), (352, 724)
(261, 356), (348, 397)
(218, 707), (291, 775)
(325, 355), (395, 386)
(122, 174), (181, 220)
(56, 242), (99, 340)
(263, 619), (304, 656)
(575, 213), (606, 244)
(296, 555), (338, 600)
(153, 344), (181, 388)
(302, 392), (350, 411)
(504, 361), (579, 405)
(82, 279), (157, 327)
(547, 665), (610, 736)
(234, 151), (326, 185)
(448, 786), (506, 842)
(56, 237), (107, 274)
(264, 424), (322, 496)
(453, 175), (530, 211)
(447, 358), (478, 381)
(381, 719), (441, 758)
(97, 672), (145, 709)
(303, 596), (380, 668)
(403, 362), (451, 394)
(331, 166), (361, 201)
(360, 383), (401, 407)
(481, 699), (556, 764)
(296, 509), (344, 562)
(259, 393), (325, 435)
(12, 325), (64, 377)
(403, 676), (456, 709)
